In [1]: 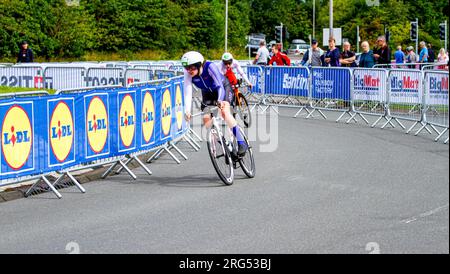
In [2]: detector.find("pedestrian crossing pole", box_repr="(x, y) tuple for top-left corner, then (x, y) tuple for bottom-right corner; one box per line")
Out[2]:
(415, 18), (418, 57)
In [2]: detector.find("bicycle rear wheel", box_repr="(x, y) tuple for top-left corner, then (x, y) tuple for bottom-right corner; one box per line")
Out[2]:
(236, 93), (252, 128)
(207, 126), (234, 185)
(237, 127), (255, 178)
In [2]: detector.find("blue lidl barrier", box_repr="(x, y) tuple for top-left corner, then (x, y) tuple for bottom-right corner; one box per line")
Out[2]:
(264, 66), (309, 97)
(0, 97), (41, 179)
(171, 78), (186, 139)
(45, 95), (78, 171)
(0, 77), (187, 185)
(311, 67), (351, 101)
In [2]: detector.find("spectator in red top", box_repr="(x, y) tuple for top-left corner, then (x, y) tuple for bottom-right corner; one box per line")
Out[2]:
(268, 43), (291, 66)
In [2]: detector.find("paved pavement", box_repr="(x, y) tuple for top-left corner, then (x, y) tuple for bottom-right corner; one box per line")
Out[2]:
(0, 108), (448, 254)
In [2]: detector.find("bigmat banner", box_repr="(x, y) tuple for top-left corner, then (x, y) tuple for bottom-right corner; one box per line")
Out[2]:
(424, 71), (449, 106)
(0, 78), (186, 184)
(352, 68), (387, 102)
(388, 70), (423, 104)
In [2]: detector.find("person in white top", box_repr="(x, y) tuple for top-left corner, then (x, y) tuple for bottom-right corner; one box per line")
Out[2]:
(217, 52), (253, 89)
(253, 40), (270, 65)
(437, 48), (449, 70)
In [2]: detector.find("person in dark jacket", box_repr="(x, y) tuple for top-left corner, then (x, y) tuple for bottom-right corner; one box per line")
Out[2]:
(358, 41), (375, 68)
(322, 37), (340, 67)
(427, 43), (435, 63)
(373, 35), (390, 65)
(17, 41), (34, 63)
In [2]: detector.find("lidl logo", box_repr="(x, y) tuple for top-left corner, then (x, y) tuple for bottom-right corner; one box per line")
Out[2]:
(142, 91), (155, 143)
(161, 88), (172, 137)
(50, 101), (74, 162)
(175, 85), (184, 131)
(119, 94), (135, 148)
(86, 96), (108, 153)
(1, 105), (33, 170)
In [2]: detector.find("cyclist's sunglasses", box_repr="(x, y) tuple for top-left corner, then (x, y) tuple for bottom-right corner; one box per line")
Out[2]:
(184, 64), (199, 71)
(223, 60), (232, 65)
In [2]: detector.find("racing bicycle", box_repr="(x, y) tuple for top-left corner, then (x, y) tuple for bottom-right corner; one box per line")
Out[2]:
(204, 104), (255, 185)
(231, 79), (252, 128)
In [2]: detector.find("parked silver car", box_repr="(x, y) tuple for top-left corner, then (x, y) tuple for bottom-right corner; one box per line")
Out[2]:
(287, 39), (309, 57)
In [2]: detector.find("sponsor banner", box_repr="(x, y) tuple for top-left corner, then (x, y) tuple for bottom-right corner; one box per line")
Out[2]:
(117, 91), (137, 153)
(140, 88), (157, 148)
(388, 70), (423, 104)
(265, 66), (309, 97)
(352, 69), (387, 102)
(85, 68), (125, 87)
(154, 70), (176, 80)
(246, 66), (264, 94)
(125, 69), (152, 86)
(424, 72), (449, 106)
(172, 80), (185, 137)
(0, 66), (49, 89)
(47, 97), (76, 168)
(44, 67), (86, 90)
(311, 67), (351, 101)
(159, 85), (173, 142)
(0, 77), (186, 184)
(0, 100), (36, 179)
(84, 93), (110, 159)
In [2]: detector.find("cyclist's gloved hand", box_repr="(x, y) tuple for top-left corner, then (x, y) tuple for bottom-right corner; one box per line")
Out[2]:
(185, 112), (191, 122)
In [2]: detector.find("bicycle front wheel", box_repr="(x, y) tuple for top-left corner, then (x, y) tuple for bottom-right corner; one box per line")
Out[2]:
(237, 127), (255, 178)
(207, 126), (234, 185)
(236, 93), (252, 128)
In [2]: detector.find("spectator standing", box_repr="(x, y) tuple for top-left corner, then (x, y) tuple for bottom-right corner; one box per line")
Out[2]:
(373, 35), (391, 65)
(437, 48), (449, 70)
(418, 41), (428, 63)
(339, 41), (356, 67)
(300, 39), (324, 67)
(268, 43), (291, 66)
(323, 37), (340, 67)
(358, 41), (375, 68)
(253, 40), (270, 65)
(394, 45), (405, 65)
(406, 46), (417, 68)
(16, 41), (34, 63)
(427, 43), (435, 63)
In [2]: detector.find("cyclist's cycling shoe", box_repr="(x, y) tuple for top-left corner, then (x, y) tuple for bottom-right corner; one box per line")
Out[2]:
(237, 142), (248, 156)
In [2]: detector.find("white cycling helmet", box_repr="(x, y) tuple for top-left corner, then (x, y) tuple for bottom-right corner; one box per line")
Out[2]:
(221, 52), (233, 63)
(181, 51), (204, 68)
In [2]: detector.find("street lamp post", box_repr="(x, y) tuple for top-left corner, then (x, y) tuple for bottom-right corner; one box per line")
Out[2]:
(313, 0), (315, 39)
(329, 0), (333, 39)
(225, 0), (228, 52)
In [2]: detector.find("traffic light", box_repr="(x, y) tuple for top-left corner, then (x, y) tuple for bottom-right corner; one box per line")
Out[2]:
(275, 26), (282, 42)
(439, 23), (446, 40)
(410, 22), (417, 40)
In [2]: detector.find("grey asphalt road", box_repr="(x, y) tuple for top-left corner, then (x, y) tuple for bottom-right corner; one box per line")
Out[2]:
(0, 108), (448, 254)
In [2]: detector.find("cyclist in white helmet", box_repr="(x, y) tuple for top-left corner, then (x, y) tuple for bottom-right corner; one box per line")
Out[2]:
(217, 52), (252, 89)
(182, 51), (247, 155)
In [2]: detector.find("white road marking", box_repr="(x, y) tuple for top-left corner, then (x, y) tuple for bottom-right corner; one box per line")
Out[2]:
(401, 204), (449, 224)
